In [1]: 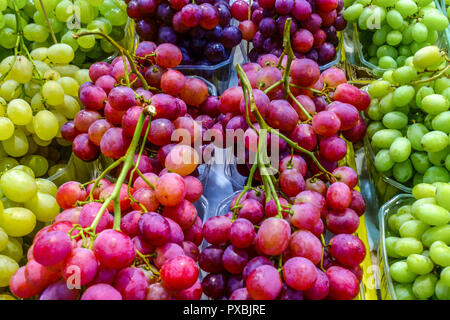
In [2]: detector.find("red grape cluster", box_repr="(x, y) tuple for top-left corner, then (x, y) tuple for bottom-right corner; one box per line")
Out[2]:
(127, 0), (243, 65)
(232, 0), (346, 65)
(9, 170), (207, 300)
(61, 42), (220, 176)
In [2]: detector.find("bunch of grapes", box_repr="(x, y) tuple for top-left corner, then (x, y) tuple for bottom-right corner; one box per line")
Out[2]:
(63, 40), (220, 175)
(232, 0), (346, 65)
(366, 45), (450, 187)
(344, 0), (449, 70)
(0, 0), (130, 67)
(384, 182), (450, 300)
(0, 164), (61, 300)
(6, 167), (207, 300)
(0, 43), (90, 177)
(127, 0), (242, 65)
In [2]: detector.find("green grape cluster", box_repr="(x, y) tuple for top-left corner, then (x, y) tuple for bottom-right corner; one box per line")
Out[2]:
(366, 45), (450, 186)
(0, 43), (88, 176)
(385, 182), (450, 300)
(0, 0), (129, 67)
(0, 165), (61, 295)
(344, 0), (449, 69)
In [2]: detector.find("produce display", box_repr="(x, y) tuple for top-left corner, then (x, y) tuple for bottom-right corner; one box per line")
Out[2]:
(383, 182), (450, 300)
(366, 45), (450, 187)
(235, 0), (346, 65)
(345, 0), (449, 70)
(0, 0), (130, 66)
(0, 0), (448, 302)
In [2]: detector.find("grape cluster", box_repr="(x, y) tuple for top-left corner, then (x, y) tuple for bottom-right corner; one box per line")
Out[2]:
(233, 0), (346, 65)
(0, 0), (130, 67)
(344, 0), (449, 69)
(0, 165), (60, 297)
(63, 41), (218, 170)
(7, 167), (207, 300)
(127, 0), (242, 65)
(0, 43), (89, 176)
(366, 45), (450, 186)
(385, 182), (450, 300)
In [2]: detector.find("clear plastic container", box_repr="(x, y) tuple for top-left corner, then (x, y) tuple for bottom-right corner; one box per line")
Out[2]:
(48, 154), (103, 186)
(211, 190), (369, 300)
(378, 193), (415, 300)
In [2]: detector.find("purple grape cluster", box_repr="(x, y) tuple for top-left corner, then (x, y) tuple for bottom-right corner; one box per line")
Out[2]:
(127, 0), (243, 65)
(233, 0), (346, 65)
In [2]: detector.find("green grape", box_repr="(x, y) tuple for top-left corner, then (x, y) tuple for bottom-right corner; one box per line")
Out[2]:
(422, 11), (449, 31)
(407, 254), (434, 275)
(393, 66), (417, 85)
(375, 149), (395, 172)
(372, 29), (387, 46)
(387, 9), (404, 29)
(1, 128), (29, 157)
(382, 70), (394, 83)
(421, 94), (449, 115)
(0, 157), (18, 172)
(0, 117), (14, 141)
(446, 155), (450, 171)
(414, 202), (450, 226)
(6, 99), (32, 125)
(32, 134), (51, 147)
(104, 7), (127, 26)
(393, 85), (415, 107)
(22, 155), (48, 177)
(395, 283), (415, 299)
(422, 225), (450, 247)
(0, 0), (6, 11)
(400, 219), (430, 239)
(411, 197), (436, 218)
(0, 80), (22, 101)
(30, 93), (45, 113)
(416, 0), (433, 6)
(55, 0), (75, 22)
(0, 237), (22, 262)
(75, 0), (96, 24)
(394, 237), (424, 256)
(401, 24), (414, 45)
(379, 93), (395, 113)
(367, 101), (384, 120)
(97, 17), (112, 34)
(0, 227), (7, 252)
(57, 76), (79, 97)
(390, 137), (412, 163)
(412, 183), (436, 199)
(423, 114), (434, 130)
(416, 86), (434, 108)
(413, 46), (442, 69)
(441, 267), (450, 287)
(398, 46), (412, 57)
(77, 33), (96, 50)
(396, 0), (418, 17)
(99, 0), (116, 15)
(413, 274), (438, 299)
(372, 129), (403, 149)
(377, 45), (398, 59)
(435, 280), (450, 300)
(33, 10), (46, 25)
(24, 192), (59, 223)
(421, 131), (448, 153)
(344, 3), (363, 21)
(0, 207), (36, 237)
(386, 236), (402, 258)
(0, 56), (33, 84)
(87, 19), (108, 38)
(368, 80), (393, 97)
(397, 57), (406, 68)
(379, 56), (398, 69)
(0, 98), (5, 116)
(430, 241), (450, 267)
(54, 95), (80, 119)
(386, 30), (402, 46)
(47, 43), (74, 65)
(390, 260), (418, 283)
(52, 65), (80, 78)
(436, 183), (450, 211)
(367, 121), (385, 139)
(428, 147), (449, 167)
(33, 0), (57, 13)
(13, 165), (35, 178)
(23, 81), (41, 98)
(35, 178), (57, 196)
(393, 160), (414, 182)
(0, 168), (37, 202)
(434, 78), (450, 95)
(32, 110), (59, 141)
(412, 22), (429, 43)
(426, 29), (438, 44)
(382, 112), (408, 130)
(41, 80), (64, 106)
(61, 30), (79, 51)
(23, 23), (49, 43)
(0, 254), (19, 287)
(74, 69), (91, 85)
(51, 111), (66, 138)
(100, 38), (115, 53)
(33, 60), (51, 75)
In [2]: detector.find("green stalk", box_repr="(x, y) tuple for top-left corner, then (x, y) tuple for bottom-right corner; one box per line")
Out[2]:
(86, 156), (125, 201)
(38, 0), (57, 44)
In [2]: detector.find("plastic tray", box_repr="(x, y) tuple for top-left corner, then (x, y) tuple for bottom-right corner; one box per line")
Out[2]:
(211, 190), (373, 300)
(378, 193), (415, 300)
(47, 154), (103, 186)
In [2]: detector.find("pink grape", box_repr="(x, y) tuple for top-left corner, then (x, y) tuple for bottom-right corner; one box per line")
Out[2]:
(305, 178), (327, 196)
(171, 279), (203, 300)
(312, 111), (341, 136)
(33, 231), (73, 266)
(24, 259), (60, 288)
(63, 248), (98, 286)
(267, 99), (299, 133)
(246, 265), (282, 300)
(88, 119), (113, 146)
(349, 190), (366, 216)
(155, 173), (186, 206)
(326, 208), (360, 234)
(9, 267), (42, 298)
(146, 282), (171, 300)
(79, 85), (106, 111)
(230, 218), (255, 249)
(39, 280), (80, 300)
(332, 166), (358, 189)
(81, 284), (122, 300)
(283, 257), (318, 291)
(100, 127), (131, 159)
(108, 86), (136, 111)
(326, 266), (359, 300)
(160, 255), (199, 291)
(326, 182), (352, 211)
(320, 67), (346, 88)
(326, 101), (359, 131)
(138, 212), (171, 247)
(255, 217), (291, 255)
(319, 136), (347, 161)
(92, 230), (136, 269)
(289, 230), (322, 265)
(303, 269), (330, 300)
(329, 234), (366, 268)
(73, 133), (99, 161)
(95, 75), (116, 95)
(74, 110), (101, 133)
(280, 169), (305, 197)
(163, 199), (198, 230)
(290, 124), (317, 151)
(202, 215), (231, 245)
(113, 267), (148, 300)
(265, 197), (290, 218)
(237, 199), (264, 225)
(56, 181), (87, 209)
(131, 188), (159, 212)
(230, 288), (252, 300)
(294, 190), (327, 215)
(290, 203), (321, 231)
(242, 256), (274, 281)
(223, 245), (249, 274)
(199, 245), (225, 273)
(290, 58), (320, 87)
(79, 202), (113, 233)
(182, 241), (199, 261)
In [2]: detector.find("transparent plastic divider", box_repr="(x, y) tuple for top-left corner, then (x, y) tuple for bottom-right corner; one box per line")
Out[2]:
(378, 194), (415, 300)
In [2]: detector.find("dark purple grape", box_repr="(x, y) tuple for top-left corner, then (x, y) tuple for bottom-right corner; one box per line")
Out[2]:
(337, 0), (344, 12)
(263, 38), (280, 53)
(248, 48), (259, 62)
(198, 0), (215, 4)
(205, 42), (227, 63)
(324, 25), (337, 42)
(205, 26), (223, 41)
(202, 273), (227, 299)
(156, 3), (174, 24)
(262, 8), (275, 17)
(158, 26), (178, 44)
(252, 31), (265, 52)
(189, 26), (207, 39)
(127, 1), (142, 19)
(138, 0), (158, 14)
(215, 3), (231, 27)
(252, 7), (264, 25)
(136, 20), (157, 41)
(220, 26), (242, 49)
(259, 17), (277, 38)
(276, 15), (298, 35)
(180, 47), (195, 65)
(306, 49), (318, 61)
(275, 0), (294, 15)
(334, 14), (347, 31)
(270, 48), (283, 57)
(303, 13), (322, 33)
(251, 1), (260, 11)
(190, 39), (207, 56)
(318, 42), (336, 64)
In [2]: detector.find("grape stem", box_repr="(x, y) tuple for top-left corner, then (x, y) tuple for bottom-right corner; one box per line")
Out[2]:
(38, 0), (57, 44)
(411, 65), (450, 85)
(73, 30), (153, 91)
(263, 79), (282, 94)
(85, 156), (125, 202)
(289, 83), (333, 102)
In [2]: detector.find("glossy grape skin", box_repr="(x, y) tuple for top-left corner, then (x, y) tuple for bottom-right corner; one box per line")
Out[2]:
(202, 215), (231, 245)
(326, 266), (360, 300)
(202, 273), (227, 299)
(160, 255), (199, 291)
(33, 231), (72, 267)
(138, 212), (170, 247)
(39, 280), (80, 300)
(81, 284), (122, 300)
(246, 265), (282, 300)
(255, 217), (291, 256)
(289, 230), (322, 265)
(283, 257), (318, 291)
(92, 230), (136, 270)
(222, 245), (249, 274)
(329, 234), (366, 268)
(9, 266), (42, 299)
(326, 208), (360, 234)
(121, 211), (144, 239)
(63, 248), (98, 286)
